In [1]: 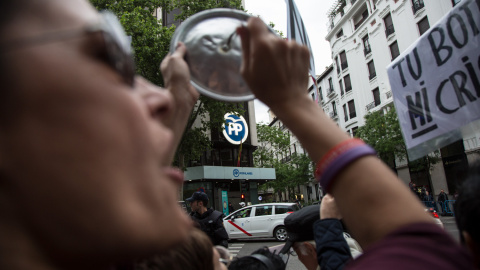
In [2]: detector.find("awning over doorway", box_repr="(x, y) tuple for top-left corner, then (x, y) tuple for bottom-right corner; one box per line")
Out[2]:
(184, 166), (276, 181)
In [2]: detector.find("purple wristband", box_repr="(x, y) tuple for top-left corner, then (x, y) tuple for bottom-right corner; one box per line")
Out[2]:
(319, 144), (376, 192)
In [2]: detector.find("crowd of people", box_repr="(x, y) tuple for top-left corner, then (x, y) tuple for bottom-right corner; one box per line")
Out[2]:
(0, 0), (478, 269)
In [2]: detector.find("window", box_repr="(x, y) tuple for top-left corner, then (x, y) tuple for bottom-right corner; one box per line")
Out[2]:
(373, 87), (381, 106)
(352, 127), (358, 137)
(343, 104), (348, 122)
(311, 93), (315, 100)
(335, 57), (340, 74)
(339, 80), (344, 96)
(417, 16), (430, 36)
(344, 75), (352, 92)
(328, 78), (334, 95)
(235, 208), (252, 218)
(412, 0), (425, 14)
(275, 205), (292, 215)
(384, 13), (395, 38)
(367, 60), (376, 80)
(390, 41), (400, 60)
(363, 35), (371, 56)
(354, 9), (369, 30)
(332, 101), (337, 115)
(319, 87), (323, 100)
(255, 206), (273, 216)
(336, 29), (343, 39)
(348, 100), (357, 119)
(339, 51), (348, 70)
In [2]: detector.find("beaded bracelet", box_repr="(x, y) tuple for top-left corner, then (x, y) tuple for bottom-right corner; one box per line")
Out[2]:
(314, 138), (376, 192)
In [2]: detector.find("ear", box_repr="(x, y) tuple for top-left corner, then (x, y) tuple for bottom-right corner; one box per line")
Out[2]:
(462, 231), (480, 268)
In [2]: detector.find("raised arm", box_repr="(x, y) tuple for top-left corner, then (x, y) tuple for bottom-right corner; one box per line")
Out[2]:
(237, 17), (433, 248)
(160, 43), (200, 164)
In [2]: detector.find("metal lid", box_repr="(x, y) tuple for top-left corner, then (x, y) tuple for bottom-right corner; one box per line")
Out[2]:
(170, 9), (255, 102)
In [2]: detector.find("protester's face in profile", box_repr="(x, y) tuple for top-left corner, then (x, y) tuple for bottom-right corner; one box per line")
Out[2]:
(1, 0), (190, 260)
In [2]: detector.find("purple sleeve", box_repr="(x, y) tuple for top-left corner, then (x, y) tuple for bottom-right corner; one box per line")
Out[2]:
(346, 223), (474, 270)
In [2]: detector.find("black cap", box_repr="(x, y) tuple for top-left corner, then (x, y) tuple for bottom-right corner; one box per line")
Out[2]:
(280, 205), (320, 254)
(185, 191), (209, 203)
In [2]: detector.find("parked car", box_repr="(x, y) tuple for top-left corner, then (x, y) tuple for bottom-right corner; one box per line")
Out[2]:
(425, 207), (444, 228)
(223, 203), (300, 241)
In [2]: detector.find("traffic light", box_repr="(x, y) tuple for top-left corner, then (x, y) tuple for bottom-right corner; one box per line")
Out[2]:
(240, 179), (247, 192)
(241, 193), (245, 202)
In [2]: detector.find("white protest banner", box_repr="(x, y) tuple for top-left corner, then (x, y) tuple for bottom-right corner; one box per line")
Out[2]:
(387, 0), (480, 160)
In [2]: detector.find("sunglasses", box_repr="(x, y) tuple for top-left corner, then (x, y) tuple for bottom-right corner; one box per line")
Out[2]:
(0, 11), (135, 87)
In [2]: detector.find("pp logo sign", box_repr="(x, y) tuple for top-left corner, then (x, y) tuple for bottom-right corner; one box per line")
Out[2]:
(223, 113), (249, 145)
(233, 169), (240, 177)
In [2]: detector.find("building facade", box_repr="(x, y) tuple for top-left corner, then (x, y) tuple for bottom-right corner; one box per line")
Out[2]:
(321, 0), (479, 197)
(157, 1), (276, 213)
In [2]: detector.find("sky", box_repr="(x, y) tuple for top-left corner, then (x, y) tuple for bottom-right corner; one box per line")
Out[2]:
(244, 0), (337, 124)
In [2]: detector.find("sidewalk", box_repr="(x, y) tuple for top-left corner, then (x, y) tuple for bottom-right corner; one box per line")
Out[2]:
(440, 216), (460, 242)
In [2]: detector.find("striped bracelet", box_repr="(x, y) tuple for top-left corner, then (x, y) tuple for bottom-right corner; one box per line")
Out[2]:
(314, 138), (376, 192)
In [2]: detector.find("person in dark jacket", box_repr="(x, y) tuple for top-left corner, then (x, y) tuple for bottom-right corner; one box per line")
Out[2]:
(313, 194), (360, 270)
(186, 191), (229, 248)
(423, 191), (437, 211)
(438, 189), (450, 214)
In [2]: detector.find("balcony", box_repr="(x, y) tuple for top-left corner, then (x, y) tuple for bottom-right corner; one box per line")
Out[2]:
(385, 24), (395, 38)
(354, 10), (369, 30)
(327, 88), (336, 97)
(366, 101), (375, 111)
(329, 111), (338, 119)
(341, 61), (349, 70)
(364, 46), (372, 56)
(369, 72), (377, 80)
(412, 0), (425, 14)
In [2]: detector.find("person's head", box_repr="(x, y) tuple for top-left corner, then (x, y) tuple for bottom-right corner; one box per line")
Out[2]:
(0, 0), (191, 268)
(440, 189), (445, 193)
(186, 191), (209, 212)
(134, 228), (227, 270)
(455, 163), (480, 267)
(425, 191), (430, 195)
(228, 247), (286, 270)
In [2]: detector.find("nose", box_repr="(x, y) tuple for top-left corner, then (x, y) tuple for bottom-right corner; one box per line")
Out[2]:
(135, 76), (173, 122)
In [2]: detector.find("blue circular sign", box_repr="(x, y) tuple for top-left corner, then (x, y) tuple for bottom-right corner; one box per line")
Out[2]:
(233, 169), (240, 177)
(223, 113), (249, 145)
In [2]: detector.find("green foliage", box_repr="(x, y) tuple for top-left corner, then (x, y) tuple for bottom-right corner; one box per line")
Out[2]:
(356, 106), (439, 173)
(173, 0), (244, 21)
(255, 123), (313, 198)
(90, 0), (246, 169)
(90, 0), (174, 86)
(254, 123), (290, 168)
(356, 107), (407, 162)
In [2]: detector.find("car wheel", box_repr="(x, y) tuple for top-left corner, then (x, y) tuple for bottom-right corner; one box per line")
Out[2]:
(274, 226), (288, 241)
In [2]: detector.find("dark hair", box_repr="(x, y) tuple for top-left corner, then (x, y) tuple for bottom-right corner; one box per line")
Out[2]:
(228, 247), (286, 270)
(455, 162), (480, 245)
(133, 228), (214, 270)
(0, 1), (24, 126)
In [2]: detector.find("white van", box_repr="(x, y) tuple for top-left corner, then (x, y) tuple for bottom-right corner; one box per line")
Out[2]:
(223, 203), (299, 241)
